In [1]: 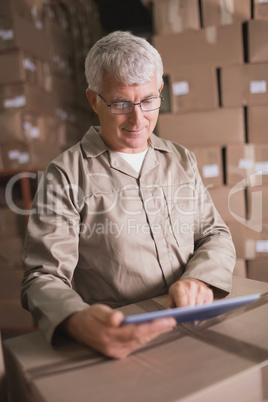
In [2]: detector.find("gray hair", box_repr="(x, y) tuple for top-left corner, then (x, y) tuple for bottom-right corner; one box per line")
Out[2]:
(85, 31), (163, 93)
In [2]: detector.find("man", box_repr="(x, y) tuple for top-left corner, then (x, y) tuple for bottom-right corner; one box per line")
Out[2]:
(21, 31), (236, 359)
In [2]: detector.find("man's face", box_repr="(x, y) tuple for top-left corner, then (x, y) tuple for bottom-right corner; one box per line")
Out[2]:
(87, 72), (162, 153)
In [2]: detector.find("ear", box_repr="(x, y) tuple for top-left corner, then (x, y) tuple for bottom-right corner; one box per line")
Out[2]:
(86, 89), (99, 114)
(159, 81), (164, 93)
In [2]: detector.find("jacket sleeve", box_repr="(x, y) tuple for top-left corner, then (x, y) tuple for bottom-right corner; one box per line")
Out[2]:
(180, 149), (236, 294)
(21, 162), (89, 343)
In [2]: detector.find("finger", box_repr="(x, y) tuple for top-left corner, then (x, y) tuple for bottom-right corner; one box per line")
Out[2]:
(90, 304), (117, 326)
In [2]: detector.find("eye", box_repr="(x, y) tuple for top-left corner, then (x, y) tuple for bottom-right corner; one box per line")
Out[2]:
(113, 101), (130, 109)
(142, 98), (155, 105)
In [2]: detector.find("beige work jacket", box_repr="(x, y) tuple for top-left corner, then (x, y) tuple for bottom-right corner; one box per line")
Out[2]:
(21, 127), (236, 342)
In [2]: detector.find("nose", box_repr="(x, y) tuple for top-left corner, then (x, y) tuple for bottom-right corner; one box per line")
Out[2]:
(128, 103), (144, 125)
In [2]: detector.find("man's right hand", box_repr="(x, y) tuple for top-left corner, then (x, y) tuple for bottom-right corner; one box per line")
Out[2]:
(60, 304), (176, 359)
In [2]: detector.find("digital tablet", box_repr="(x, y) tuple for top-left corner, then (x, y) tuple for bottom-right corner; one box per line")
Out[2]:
(122, 293), (261, 325)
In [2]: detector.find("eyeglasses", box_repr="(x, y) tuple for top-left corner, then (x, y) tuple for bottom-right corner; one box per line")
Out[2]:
(97, 93), (164, 115)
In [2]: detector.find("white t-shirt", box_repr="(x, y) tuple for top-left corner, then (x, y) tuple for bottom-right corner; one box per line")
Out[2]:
(117, 149), (148, 173)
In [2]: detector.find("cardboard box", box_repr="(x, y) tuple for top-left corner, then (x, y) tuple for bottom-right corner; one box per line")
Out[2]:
(248, 260), (268, 282)
(208, 186), (246, 224)
(0, 236), (24, 267)
(225, 144), (268, 186)
(233, 258), (246, 277)
(221, 63), (268, 107)
(153, 23), (244, 74)
(0, 50), (39, 86)
(152, 0), (200, 35)
(0, 142), (31, 171)
(193, 147), (223, 187)
(3, 276), (268, 402)
(254, 0), (268, 20)
(157, 108), (245, 148)
(45, 18), (74, 61)
(0, 110), (42, 143)
(0, 270), (24, 299)
(247, 20), (268, 63)
(0, 299), (35, 329)
(247, 105), (268, 143)
(243, 223), (268, 260)
(247, 185), (268, 223)
(51, 75), (77, 105)
(227, 222), (246, 258)
(0, 0), (30, 17)
(169, 66), (219, 113)
(0, 14), (49, 59)
(0, 84), (57, 114)
(0, 207), (25, 237)
(201, 0), (251, 27)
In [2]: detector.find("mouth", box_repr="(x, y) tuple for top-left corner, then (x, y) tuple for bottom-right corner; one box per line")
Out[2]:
(124, 127), (145, 134)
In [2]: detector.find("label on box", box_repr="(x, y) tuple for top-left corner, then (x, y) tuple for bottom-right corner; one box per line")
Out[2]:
(4, 96), (26, 109)
(18, 152), (30, 164)
(202, 164), (220, 178)
(23, 58), (37, 72)
(0, 29), (14, 40)
(250, 80), (267, 94)
(172, 81), (189, 96)
(255, 161), (268, 175)
(256, 240), (268, 253)
(257, 0), (268, 4)
(8, 150), (20, 160)
(238, 159), (254, 169)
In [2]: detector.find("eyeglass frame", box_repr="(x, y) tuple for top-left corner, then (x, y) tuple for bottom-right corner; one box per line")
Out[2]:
(97, 93), (164, 115)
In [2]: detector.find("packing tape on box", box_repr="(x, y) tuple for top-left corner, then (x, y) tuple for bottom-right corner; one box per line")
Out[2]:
(205, 26), (217, 44)
(168, 0), (183, 33)
(220, 0), (234, 25)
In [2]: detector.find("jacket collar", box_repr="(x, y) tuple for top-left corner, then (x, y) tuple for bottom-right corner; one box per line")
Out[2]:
(81, 126), (171, 158)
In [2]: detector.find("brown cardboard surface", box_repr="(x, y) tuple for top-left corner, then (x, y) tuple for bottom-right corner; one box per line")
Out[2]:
(248, 260), (268, 283)
(227, 222), (246, 259)
(233, 258), (246, 278)
(254, 0), (268, 20)
(0, 14), (49, 59)
(0, 299), (35, 329)
(202, 0), (251, 27)
(247, 105), (268, 143)
(0, 110), (42, 143)
(244, 224), (268, 260)
(193, 147), (223, 187)
(152, 0), (200, 35)
(247, 185), (268, 223)
(3, 276), (268, 402)
(0, 207), (25, 237)
(248, 20), (268, 63)
(0, 270), (24, 299)
(157, 108), (245, 148)
(225, 144), (268, 186)
(0, 84), (57, 115)
(153, 23), (243, 74)
(169, 66), (218, 113)
(0, 50), (38, 86)
(208, 185), (246, 224)
(0, 236), (24, 267)
(221, 63), (268, 107)
(0, 142), (31, 170)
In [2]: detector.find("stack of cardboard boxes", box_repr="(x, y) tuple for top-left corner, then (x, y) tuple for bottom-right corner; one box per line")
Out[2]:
(0, 0), (104, 332)
(153, 0), (268, 282)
